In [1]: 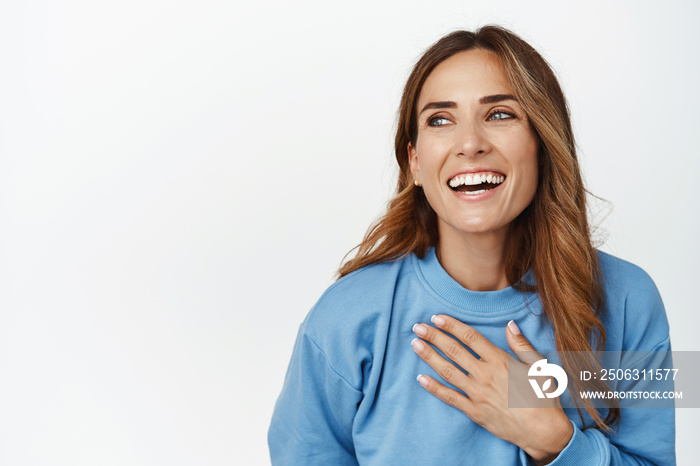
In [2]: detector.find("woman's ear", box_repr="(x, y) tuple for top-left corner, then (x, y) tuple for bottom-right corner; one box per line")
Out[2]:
(408, 142), (420, 184)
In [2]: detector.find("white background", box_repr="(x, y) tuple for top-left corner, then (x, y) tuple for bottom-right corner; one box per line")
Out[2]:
(1, 1), (698, 464)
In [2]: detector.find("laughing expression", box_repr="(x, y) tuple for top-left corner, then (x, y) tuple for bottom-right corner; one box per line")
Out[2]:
(409, 48), (539, 243)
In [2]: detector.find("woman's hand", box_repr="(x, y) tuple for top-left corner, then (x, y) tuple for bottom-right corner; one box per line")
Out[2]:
(411, 315), (573, 465)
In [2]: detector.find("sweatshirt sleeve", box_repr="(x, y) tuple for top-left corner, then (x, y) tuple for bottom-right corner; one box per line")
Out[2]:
(543, 339), (676, 466)
(268, 324), (362, 466)
(519, 348), (675, 466)
(522, 260), (676, 466)
(542, 412), (674, 466)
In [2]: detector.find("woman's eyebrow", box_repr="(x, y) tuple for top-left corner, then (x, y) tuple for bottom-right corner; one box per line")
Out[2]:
(479, 94), (517, 104)
(419, 95), (518, 116)
(419, 101), (456, 115)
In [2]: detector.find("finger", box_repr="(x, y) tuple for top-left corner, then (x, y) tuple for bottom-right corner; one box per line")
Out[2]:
(429, 314), (501, 362)
(416, 373), (474, 415)
(412, 322), (480, 372)
(411, 337), (473, 392)
(505, 320), (543, 365)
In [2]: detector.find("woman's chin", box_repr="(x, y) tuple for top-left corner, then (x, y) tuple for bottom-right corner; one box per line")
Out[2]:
(438, 219), (512, 239)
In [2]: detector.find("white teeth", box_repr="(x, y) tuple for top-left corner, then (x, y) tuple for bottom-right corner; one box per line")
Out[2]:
(448, 173), (505, 188)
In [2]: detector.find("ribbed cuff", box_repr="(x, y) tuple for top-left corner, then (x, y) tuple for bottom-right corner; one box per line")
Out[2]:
(545, 419), (602, 466)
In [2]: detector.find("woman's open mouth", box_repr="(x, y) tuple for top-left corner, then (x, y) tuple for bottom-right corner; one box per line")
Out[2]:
(448, 172), (505, 195)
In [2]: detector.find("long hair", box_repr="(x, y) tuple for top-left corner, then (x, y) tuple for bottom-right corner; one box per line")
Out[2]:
(338, 26), (619, 431)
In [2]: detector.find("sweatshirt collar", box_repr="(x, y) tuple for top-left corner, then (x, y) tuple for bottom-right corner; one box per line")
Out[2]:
(413, 246), (536, 313)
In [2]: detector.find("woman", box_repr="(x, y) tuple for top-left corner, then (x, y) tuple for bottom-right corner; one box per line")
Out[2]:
(269, 26), (674, 465)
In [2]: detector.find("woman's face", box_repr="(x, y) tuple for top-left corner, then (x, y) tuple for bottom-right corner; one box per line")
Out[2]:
(409, 49), (539, 242)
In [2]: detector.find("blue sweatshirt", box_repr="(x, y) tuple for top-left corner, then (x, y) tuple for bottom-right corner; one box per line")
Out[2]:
(268, 247), (675, 465)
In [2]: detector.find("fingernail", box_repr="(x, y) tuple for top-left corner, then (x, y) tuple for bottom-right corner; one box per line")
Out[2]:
(508, 320), (521, 335)
(411, 338), (425, 351)
(412, 323), (427, 336)
(431, 315), (446, 326)
(417, 374), (429, 387)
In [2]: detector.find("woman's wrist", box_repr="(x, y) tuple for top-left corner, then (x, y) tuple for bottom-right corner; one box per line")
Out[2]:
(524, 415), (574, 465)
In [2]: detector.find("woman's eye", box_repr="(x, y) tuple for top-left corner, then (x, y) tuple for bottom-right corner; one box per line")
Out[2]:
(427, 116), (451, 127)
(488, 111), (514, 121)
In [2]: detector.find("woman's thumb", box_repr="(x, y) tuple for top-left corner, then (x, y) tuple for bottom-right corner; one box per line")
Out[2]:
(506, 320), (542, 365)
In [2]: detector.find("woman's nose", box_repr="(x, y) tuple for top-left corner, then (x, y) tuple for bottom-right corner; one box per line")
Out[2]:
(454, 120), (492, 157)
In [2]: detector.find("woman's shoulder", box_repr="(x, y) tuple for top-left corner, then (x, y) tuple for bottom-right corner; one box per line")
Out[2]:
(316, 255), (413, 307)
(595, 249), (670, 350)
(302, 255), (413, 344)
(596, 249), (661, 297)
(297, 256), (415, 387)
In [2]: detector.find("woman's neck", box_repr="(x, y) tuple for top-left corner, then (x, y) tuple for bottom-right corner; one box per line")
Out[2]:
(435, 226), (510, 292)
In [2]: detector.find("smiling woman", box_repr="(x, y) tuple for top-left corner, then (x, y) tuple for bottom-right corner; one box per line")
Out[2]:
(268, 26), (674, 465)
(408, 49), (539, 291)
